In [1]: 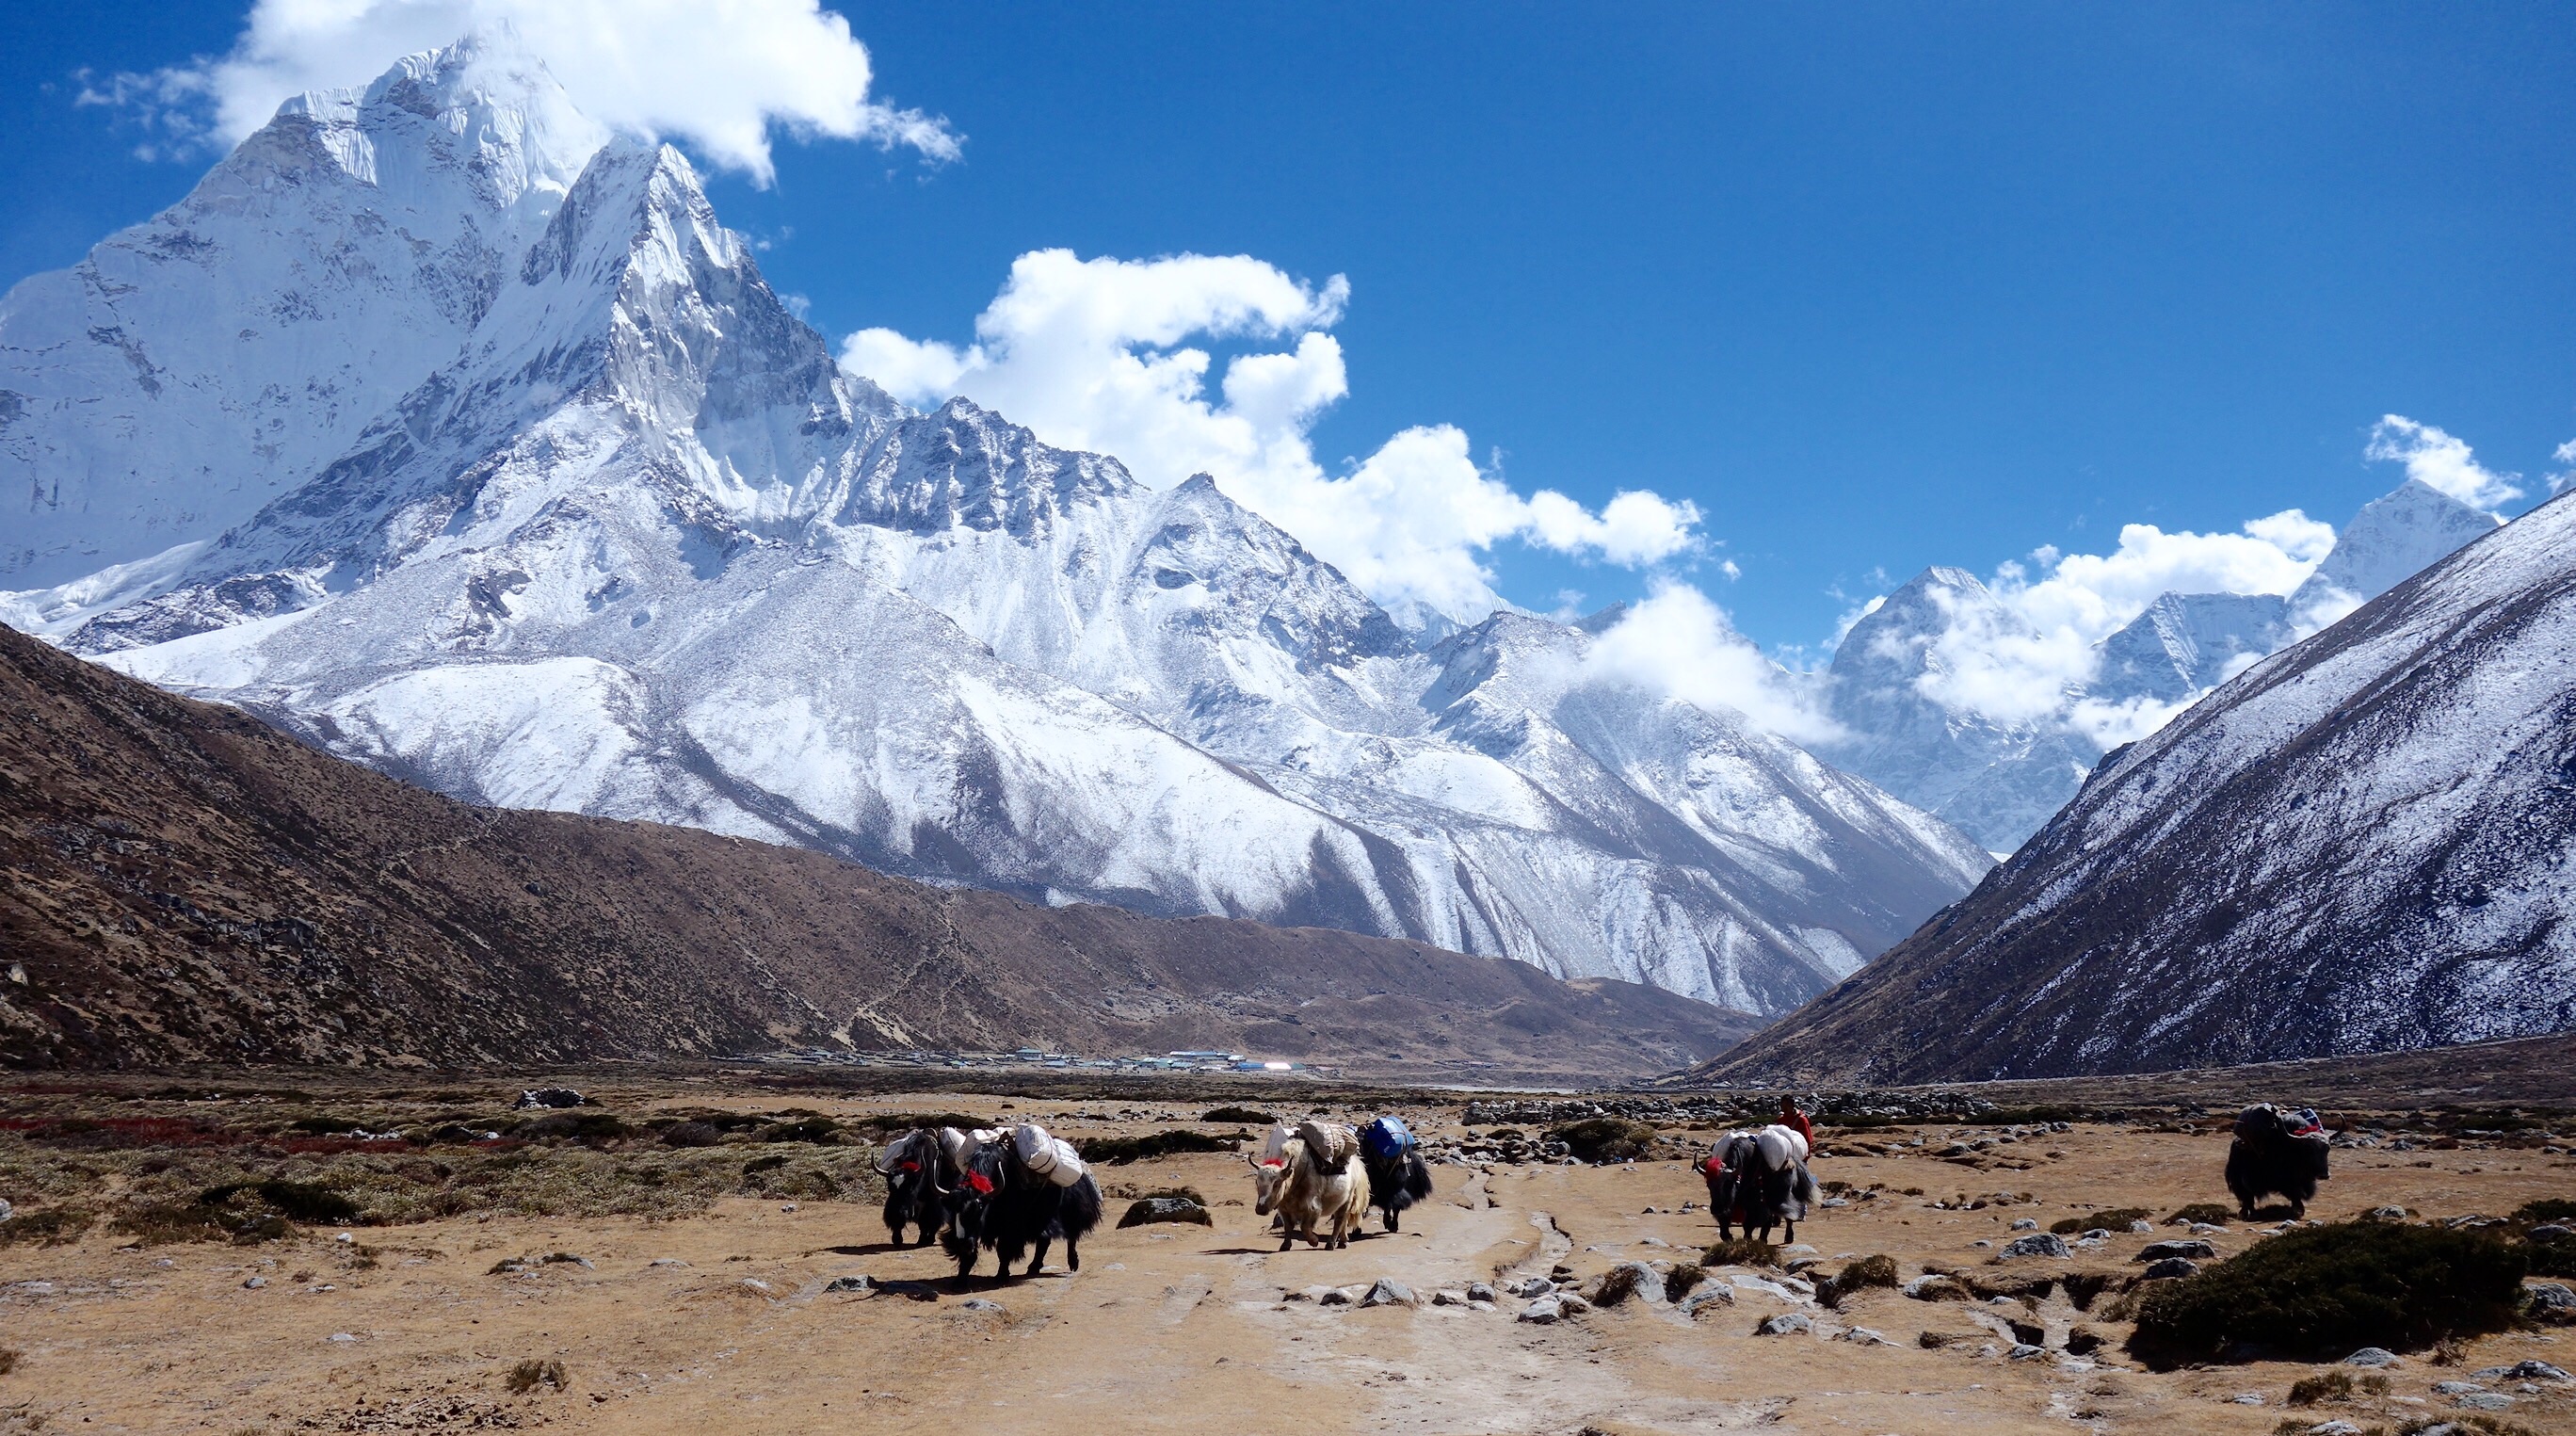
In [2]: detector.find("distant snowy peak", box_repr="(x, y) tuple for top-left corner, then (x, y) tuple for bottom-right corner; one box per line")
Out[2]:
(2093, 591), (2291, 704)
(1716, 487), (2576, 1083)
(2292, 478), (2503, 616)
(1817, 567), (2095, 853)
(0, 39), (602, 587)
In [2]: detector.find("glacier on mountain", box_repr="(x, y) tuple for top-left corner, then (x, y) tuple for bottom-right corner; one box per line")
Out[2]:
(1, 43), (1994, 1015)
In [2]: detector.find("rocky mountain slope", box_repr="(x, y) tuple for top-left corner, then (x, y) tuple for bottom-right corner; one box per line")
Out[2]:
(2, 42), (1991, 1014)
(0, 622), (1757, 1075)
(1703, 489), (2576, 1083)
(1821, 480), (2503, 851)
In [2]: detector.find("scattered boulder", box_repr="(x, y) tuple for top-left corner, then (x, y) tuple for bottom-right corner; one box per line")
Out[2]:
(1431, 1289), (1471, 1307)
(1904, 1274), (1971, 1301)
(1466, 1282), (1496, 1303)
(2136, 1239), (2216, 1263)
(1117, 1196), (1213, 1230)
(2000, 1233), (2071, 1260)
(2343, 1347), (2402, 1368)
(1502, 1275), (1555, 1299)
(1680, 1286), (1735, 1319)
(1756, 1313), (1812, 1336)
(959, 1298), (1006, 1313)
(2010, 1218), (2037, 1230)
(2138, 1258), (2199, 1282)
(2008, 1343), (2047, 1360)
(1520, 1296), (1564, 1324)
(1836, 1326), (1892, 1345)
(2471, 1360), (2570, 1381)
(1589, 1262), (1666, 1307)
(1360, 1278), (1417, 1309)
(823, 1275), (874, 1295)
(2527, 1283), (2576, 1324)
(515, 1088), (585, 1109)
(2064, 1326), (2106, 1356)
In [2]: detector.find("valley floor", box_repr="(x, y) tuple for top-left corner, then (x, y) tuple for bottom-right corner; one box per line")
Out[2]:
(1, 1073), (2571, 1434)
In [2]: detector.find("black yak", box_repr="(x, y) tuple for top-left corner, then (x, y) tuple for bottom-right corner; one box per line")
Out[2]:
(2226, 1104), (2330, 1219)
(1702, 1124), (1821, 1244)
(873, 1129), (946, 1247)
(1361, 1148), (1434, 1233)
(1359, 1116), (1433, 1233)
(942, 1134), (1103, 1281)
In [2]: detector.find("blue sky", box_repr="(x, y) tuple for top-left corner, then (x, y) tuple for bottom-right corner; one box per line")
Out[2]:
(4, 3), (2571, 653)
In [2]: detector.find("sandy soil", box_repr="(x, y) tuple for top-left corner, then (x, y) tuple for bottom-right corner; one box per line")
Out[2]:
(3, 1089), (2571, 1434)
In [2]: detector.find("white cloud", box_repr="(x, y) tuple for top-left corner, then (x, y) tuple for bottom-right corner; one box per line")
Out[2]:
(2550, 439), (2576, 496)
(840, 248), (1703, 623)
(84, 0), (955, 183)
(1908, 508), (2335, 735)
(2366, 414), (2523, 512)
(1582, 581), (1842, 747)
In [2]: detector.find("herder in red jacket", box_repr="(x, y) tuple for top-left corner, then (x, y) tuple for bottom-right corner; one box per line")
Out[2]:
(1778, 1095), (1817, 1157)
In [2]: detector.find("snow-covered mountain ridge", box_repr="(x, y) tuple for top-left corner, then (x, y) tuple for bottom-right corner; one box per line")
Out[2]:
(1, 43), (1993, 1015)
(1819, 479), (2503, 851)
(1710, 484), (2576, 1081)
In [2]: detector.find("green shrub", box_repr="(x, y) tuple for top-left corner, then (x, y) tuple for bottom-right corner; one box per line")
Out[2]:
(1703, 1236), (1779, 1268)
(201, 1180), (362, 1225)
(1201, 1107), (1276, 1125)
(2285, 1371), (2353, 1406)
(753, 1117), (841, 1145)
(852, 1111), (984, 1136)
(1818, 1253), (1899, 1308)
(1077, 1130), (1243, 1165)
(2051, 1205), (2150, 1234)
(2166, 1202), (2233, 1227)
(2129, 1220), (2528, 1366)
(2516, 1198), (2576, 1223)
(2522, 1232), (2576, 1278)
(1546, 1117), (1659, 1163)
(504, 1359), (567, 1394)
(1663, 1262), (1705, 1301)
(0, 1206), (94, 1247)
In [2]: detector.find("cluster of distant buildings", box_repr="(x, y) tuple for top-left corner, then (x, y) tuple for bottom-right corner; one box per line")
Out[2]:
(750, 1047), (1311, 1074)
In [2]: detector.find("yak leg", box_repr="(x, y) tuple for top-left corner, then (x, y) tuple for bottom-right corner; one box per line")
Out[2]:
(1026, 1234), (1052, 1277)
(2289, 1199), (2306, 1219)
(1064, 1234), (1081, 1272)
(1385, 1207), (1399, 1233)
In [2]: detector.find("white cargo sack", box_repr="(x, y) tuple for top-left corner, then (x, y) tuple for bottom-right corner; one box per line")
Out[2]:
(1260, 1123), (1295, 1165)
(1756, 1123), (1809, 1168)
(1012, 1122), (1087, 1186)
(1296, 1120), (1359, 1170)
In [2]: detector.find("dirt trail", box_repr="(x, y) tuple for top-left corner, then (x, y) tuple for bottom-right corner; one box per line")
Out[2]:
(1, 1102), (2571, 1433)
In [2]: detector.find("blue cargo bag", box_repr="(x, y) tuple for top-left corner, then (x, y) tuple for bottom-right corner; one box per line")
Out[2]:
(1360, 1116), (1415, 1162)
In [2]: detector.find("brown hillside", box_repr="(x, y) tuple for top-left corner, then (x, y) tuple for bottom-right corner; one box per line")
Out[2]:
(0, 625), (1756, 1075)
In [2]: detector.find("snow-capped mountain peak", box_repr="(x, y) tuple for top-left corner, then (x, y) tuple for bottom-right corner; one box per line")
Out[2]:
(0, 39), (603, 588)
(6, 43), (2001, 1019)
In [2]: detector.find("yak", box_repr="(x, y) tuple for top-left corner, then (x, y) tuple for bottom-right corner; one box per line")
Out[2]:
(1362, 1147), (1435, 1233)
(874, 1128), (947, 1247)
(1248, 1125), (1369, 1251)
(1703, 1125), (1821, 1244)
(941, 1137), (1103, 1281)
(2226, 1104), (2330, 1219)
(1358, 1115), (1433, 1234)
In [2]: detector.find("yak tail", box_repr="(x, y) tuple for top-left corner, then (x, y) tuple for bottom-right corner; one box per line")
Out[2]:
(1792, 1161), (1821, 1213)
(1403, 1154), (1434, 1201)
(1057, 1172), (1104, 1240)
